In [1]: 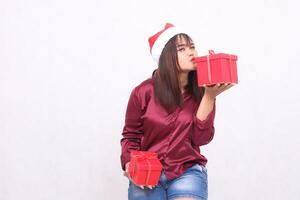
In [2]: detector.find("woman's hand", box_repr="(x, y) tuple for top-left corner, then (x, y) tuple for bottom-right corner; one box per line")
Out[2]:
(123, 162), (153, 190)
(203, 83), (234, 99)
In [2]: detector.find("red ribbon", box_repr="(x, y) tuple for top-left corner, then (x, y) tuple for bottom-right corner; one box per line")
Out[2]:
(206, 50), (215, 83)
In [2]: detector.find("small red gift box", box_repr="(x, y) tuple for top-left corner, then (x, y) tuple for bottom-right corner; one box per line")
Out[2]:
(129, 151), (162, 186)
(194, 50), (238, 86)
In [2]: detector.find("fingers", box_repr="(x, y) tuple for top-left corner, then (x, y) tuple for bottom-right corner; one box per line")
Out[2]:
(204, 83), (231, 90)
(140, 185), (154, 190)
(204, 84), (215, 88)
(223, 83), (234, 91)
(205, 83), (227, 89)
(123, 164), (153, 190)
(216, 83), (234, 95)
(136, 184), (154, 190)
(139, 185), (145, 189)
(125, 176), (145, 189)
(218, 83), (234, 89)
(204, 83), (234, 96)
(136, 184), (155, 190)
(124, 171), (154, 190)
(123, 171), (127, 177)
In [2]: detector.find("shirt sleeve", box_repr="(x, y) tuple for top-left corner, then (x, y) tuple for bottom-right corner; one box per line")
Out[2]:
(191, 101), (216, 146)
(120, 87), (144, 170)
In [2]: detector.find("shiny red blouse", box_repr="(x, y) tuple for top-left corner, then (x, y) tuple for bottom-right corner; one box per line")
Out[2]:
(120, 78), (215, 180)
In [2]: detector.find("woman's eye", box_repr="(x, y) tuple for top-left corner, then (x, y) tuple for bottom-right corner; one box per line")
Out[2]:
(178, 48), (185, 52)
(190, 46), (195, 49)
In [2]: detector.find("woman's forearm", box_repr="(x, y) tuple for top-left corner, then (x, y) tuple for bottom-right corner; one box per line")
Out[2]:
(196, 94), (215, 121)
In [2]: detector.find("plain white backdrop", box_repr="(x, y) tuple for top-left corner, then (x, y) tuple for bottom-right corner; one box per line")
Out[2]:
(1, 0), (300, 199)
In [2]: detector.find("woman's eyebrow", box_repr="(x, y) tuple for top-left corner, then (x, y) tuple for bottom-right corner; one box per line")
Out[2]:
(177, 43), (194, 47)
(177, 44), (187, 47)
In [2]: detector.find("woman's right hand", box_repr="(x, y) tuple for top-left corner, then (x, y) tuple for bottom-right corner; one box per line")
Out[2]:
(123, 162), (153, 190)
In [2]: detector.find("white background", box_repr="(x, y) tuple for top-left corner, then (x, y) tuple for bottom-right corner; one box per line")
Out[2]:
(1, 0), (300, 199)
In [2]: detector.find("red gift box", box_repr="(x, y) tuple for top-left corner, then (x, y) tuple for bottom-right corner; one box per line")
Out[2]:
(194, 50), (238, 86)
(129, 151), (162, 186)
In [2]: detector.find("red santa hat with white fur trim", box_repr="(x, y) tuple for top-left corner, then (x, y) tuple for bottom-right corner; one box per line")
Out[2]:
(148, 23), (185, 64)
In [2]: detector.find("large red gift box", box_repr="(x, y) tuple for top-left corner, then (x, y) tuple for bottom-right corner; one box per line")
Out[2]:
(194, 50), (238, 86)
(129, 151), (162, 186)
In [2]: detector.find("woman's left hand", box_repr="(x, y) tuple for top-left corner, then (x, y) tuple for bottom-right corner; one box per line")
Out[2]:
(203, 83), (234, 99)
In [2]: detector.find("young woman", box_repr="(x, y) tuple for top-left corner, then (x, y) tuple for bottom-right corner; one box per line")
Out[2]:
(120, 23), (233, 200)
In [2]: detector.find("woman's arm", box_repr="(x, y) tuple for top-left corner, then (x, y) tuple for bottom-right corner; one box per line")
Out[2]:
(197, 83), (233, 121)
(196, 94), (215, 120)
(191, 83), (234, 146)
(120, 87), (144, 171)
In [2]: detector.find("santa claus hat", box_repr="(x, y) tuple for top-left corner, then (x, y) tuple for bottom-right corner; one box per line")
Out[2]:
(148, 23), (184, 64)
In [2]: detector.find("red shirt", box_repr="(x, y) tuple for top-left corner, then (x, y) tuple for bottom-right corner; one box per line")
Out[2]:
(120, 78), (215, 180)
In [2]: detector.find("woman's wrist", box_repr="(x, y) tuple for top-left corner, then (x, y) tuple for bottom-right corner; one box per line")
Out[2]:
(196, 92), (215, 121)
(203, 92), (215, 102)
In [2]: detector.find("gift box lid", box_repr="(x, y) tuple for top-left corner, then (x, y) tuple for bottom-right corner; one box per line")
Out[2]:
(130, 151), (162, 171)
(194, 50), (238, 62)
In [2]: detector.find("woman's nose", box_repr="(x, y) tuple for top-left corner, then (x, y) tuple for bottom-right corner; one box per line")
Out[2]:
(188, 49), (195, 56)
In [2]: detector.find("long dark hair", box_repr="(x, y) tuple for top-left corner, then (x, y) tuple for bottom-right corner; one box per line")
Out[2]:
(153, 33), (204, 114)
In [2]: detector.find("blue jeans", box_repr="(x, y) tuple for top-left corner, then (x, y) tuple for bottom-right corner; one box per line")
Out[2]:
(128, 164), (208, 200)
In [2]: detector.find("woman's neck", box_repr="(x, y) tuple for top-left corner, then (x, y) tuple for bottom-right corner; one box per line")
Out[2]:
(179, 72), (188, 93)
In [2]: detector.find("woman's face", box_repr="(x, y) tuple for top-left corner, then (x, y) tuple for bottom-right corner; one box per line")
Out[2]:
(176, 36), (198, 72)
